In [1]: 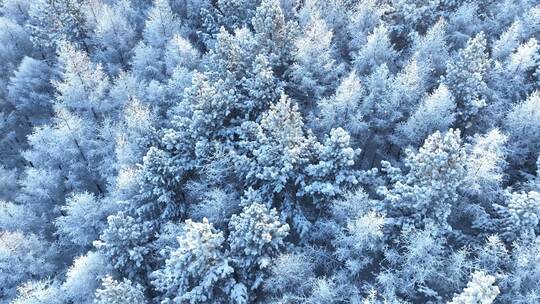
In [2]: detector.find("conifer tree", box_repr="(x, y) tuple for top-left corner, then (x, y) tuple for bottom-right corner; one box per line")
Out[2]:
(290, 12), (343, 101)
(505, 91), (540, 164)
(317, 71), (366, 136)
(379, 129), (467, 230)
(448, 271), (499, 304)
(444, 32), (490, 125)
(394, 84), (456, 147)
(228, 203), (289, 299)
(151, 218), (238, 304)
(252, 0), (297, 70)
(354, 24), (398, 75)
(94, 276), (147, 304)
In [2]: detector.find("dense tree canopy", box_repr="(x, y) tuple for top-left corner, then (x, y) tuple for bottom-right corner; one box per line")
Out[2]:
(1, 0), (540, 303)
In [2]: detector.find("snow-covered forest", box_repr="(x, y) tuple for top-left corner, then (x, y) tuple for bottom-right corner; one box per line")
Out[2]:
(1, 0), (540, 303)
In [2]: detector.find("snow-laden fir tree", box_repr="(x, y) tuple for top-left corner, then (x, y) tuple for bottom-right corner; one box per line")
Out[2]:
(464, 129), (507, 198)
(228, 202), (289, 296)
(353, 24), (398, 75)
(92, 0), (138, 74)
(379, 129), (467, 231)
(448, 271), (499, 304)
(61, 251), (112, 304)
(94, 276), (146, 304)
(394, 84), (456, 147)
(444, 32), (490, 126)
(290, 11), (342, 101)
(346, 0), (388, 54)
(317, 71), (366, 137)
(251, 0), (297, 70)
(494, 190), (540, 242)
(505, 90), (540, 164)
(94, 211), (154, 280)
(151, 218), (238, 304)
